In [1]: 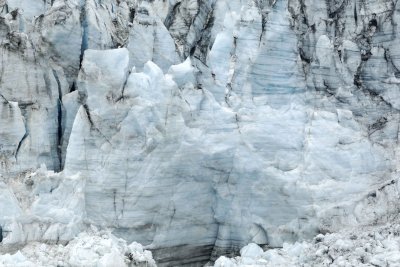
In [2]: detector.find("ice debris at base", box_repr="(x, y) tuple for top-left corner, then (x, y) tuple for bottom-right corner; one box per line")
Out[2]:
(0, 227), (156, 267)
(214, 216), (400, 267)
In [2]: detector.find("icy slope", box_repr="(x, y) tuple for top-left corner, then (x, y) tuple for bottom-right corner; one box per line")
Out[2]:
(1, 0), (400, 265)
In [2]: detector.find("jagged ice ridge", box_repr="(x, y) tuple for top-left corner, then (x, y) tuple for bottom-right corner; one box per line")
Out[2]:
(1, 0), (400, 266)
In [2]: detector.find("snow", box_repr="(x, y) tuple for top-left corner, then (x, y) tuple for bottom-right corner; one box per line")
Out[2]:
(214, 215), (400, 267)
(2, 0), (400, 265)
(0, 227), (156, 267)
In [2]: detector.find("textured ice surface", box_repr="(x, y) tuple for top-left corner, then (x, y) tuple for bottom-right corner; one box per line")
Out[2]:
(214, 214), (400, 267)
(0, 227), (156, 267)
(1, 0), (400, 265)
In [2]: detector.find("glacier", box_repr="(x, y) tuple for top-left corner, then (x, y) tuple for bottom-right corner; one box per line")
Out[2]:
(1, 0), (400, 266)
(214, 213), (400, 267)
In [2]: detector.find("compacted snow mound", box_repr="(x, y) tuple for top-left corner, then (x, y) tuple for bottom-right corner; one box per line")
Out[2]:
(214, 217), (400, 267)
(0, 227), (156, 267)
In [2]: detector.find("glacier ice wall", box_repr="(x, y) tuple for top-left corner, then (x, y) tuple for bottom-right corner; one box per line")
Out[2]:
(1, 0), (400, 265)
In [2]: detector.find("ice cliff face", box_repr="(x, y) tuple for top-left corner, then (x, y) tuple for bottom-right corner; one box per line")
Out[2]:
(1, 0), (400, 265)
